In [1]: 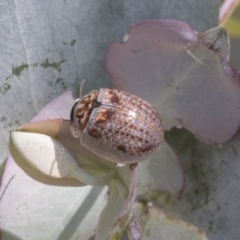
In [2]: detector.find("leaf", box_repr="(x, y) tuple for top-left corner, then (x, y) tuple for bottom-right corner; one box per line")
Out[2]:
(136, 141), (184, 198)
(17, 118), (116, 171)
(106, 20), (240, 144)
(199, 27), (230, 60)
(141, 205), (208, 240)
(156, 128), (240, 240)
(8, 131), (85, 186)
(0, 155), (108, 240)
(10, 130), (116, 186)
(6, 91), (87, 187)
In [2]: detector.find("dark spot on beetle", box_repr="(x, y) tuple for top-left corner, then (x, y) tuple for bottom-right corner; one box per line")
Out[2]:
(140, 145), (153, 153)
(95, 109), (115, 125)
(76, 102), (89, 114)
(129, 124), (133, 128)
(110, 92), (120, 104)
(87, 127), (102, 139)
(136, 137), (144, 143)
(106, 109), (115, 119)
(117, 145), (127, 153)
(95, 118), (106, 125)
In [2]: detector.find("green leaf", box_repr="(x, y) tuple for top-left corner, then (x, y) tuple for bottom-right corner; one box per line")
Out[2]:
(141, 205), (208, 240)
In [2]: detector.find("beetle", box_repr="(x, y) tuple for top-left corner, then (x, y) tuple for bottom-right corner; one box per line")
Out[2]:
(70, 88), (164, 163)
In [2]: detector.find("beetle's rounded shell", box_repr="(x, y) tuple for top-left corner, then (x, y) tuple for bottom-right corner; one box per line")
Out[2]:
(70, 88), (164, 163)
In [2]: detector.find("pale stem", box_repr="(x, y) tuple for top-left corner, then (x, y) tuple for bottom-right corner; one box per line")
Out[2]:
(69, 168), (116, 186)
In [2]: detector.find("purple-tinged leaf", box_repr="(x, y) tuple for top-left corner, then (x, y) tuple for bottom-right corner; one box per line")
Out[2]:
(106, 20), (240, 144)
(32, 91), (75, 120)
